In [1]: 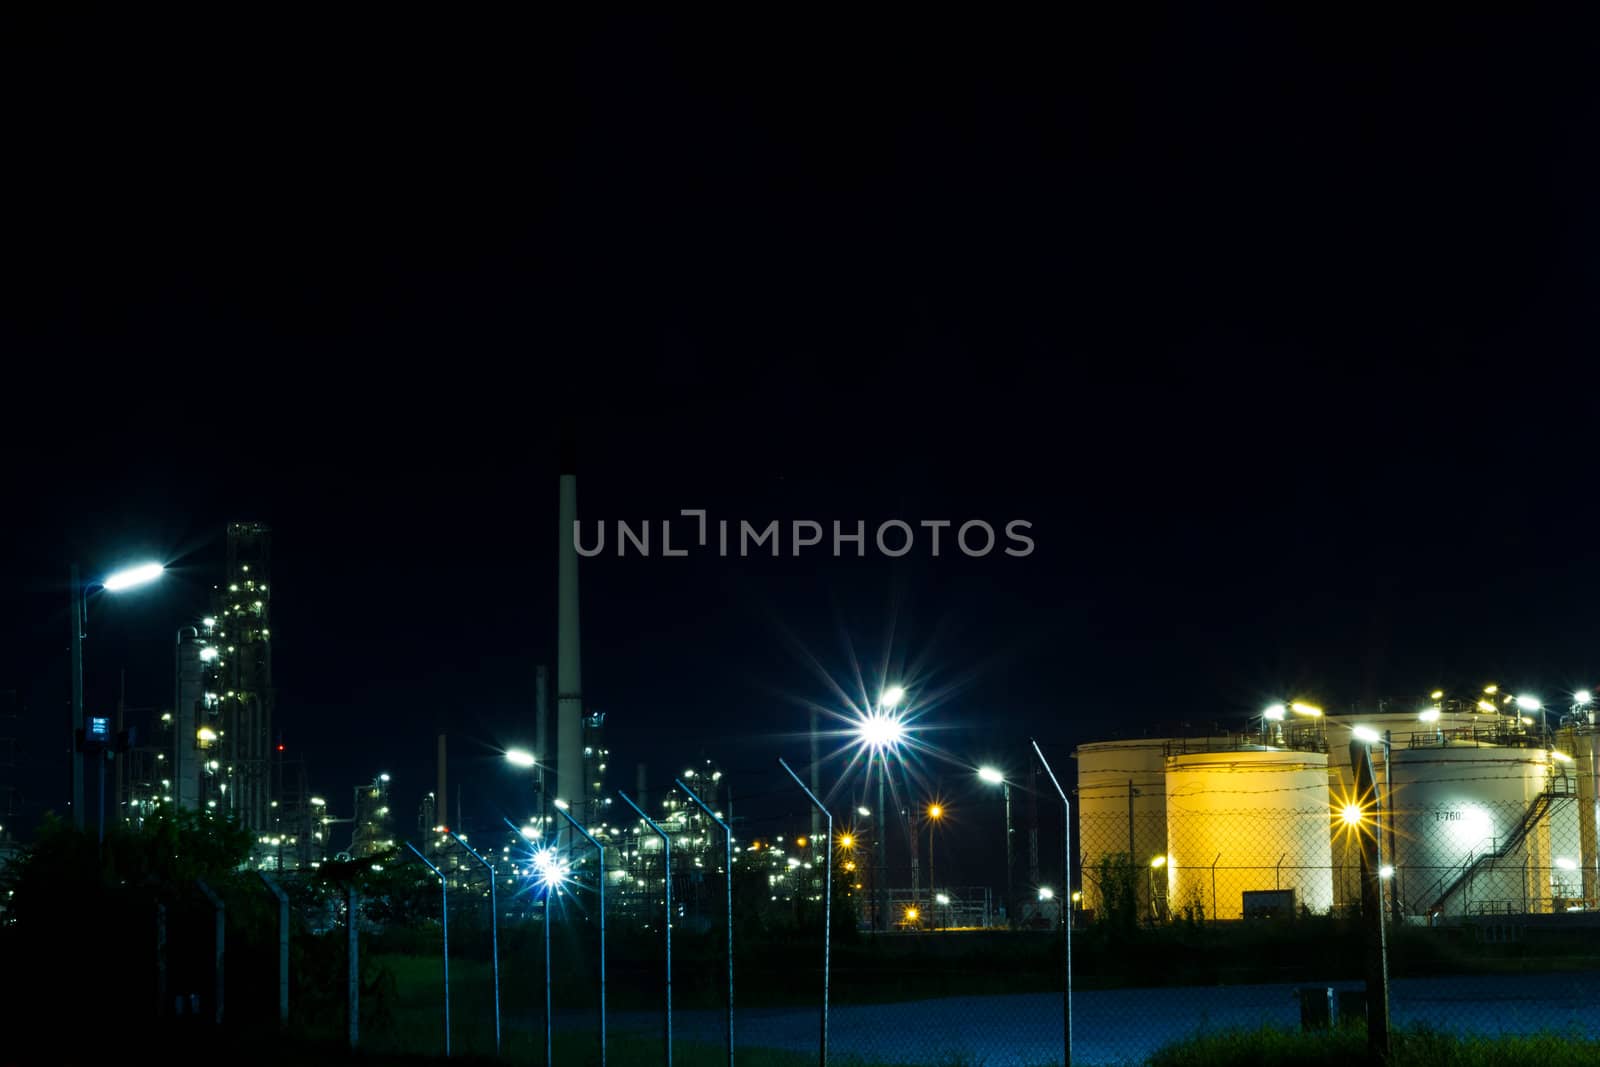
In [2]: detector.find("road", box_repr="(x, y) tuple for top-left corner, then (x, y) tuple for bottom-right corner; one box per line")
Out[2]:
(584, 970), (1600, 1065)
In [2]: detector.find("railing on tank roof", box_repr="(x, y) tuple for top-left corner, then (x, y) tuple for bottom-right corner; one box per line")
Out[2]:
(1162, 731), (1327, 757)
(1402, 722), (1544, 749)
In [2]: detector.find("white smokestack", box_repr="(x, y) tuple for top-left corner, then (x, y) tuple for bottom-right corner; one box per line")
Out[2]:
(557, 462), (583, 825)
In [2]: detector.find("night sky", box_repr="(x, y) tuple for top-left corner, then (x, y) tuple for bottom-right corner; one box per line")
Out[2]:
(5, 11), (1599, 887)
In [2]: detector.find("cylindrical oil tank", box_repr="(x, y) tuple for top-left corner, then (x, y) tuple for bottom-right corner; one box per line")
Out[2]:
(1074, 739), (1179, 919)
(1389, 744), (1552, 918)
(1166, 749), (1334, 920)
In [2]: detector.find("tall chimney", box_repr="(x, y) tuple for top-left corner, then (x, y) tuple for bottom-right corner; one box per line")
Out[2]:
(556, 446), (584, 825)
(535, 664), (549, 799)
(437, 734), (448, 830)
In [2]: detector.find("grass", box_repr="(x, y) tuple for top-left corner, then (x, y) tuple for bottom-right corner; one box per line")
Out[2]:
(1147, 1025), (1600, 1067)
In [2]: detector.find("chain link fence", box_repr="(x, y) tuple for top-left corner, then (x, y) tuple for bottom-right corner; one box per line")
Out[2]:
(6, 743), (1600, 1064)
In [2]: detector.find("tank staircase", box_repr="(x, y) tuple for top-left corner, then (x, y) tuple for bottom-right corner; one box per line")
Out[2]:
(1425, 773), (1577, 918)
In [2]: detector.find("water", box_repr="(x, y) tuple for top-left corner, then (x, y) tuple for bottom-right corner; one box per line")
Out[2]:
(593, 970), (1600, 1065)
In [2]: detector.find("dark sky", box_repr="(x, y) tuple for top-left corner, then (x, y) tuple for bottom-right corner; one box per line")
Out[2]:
(4, 11), (1600, 886)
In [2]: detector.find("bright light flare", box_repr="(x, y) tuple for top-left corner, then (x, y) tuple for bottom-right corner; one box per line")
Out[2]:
(935, 893), (950, 905)
(1557, 857), (1578, 871)
(102, 562), (164, 591)
(904, 907), (920, 922)
(196, 727), (218, 744)
(505, 749), (537, 768)
(1290, 702), (1323, 717)
(977, 766), (1005, 785)
(1352, 726), (1381, 744)
(1379, 865), (1395, 879)
(1149, 855), (1167, 869)
(1419, 707), (1441, 723)
(880, 685), (906, 709)
(1429, 690), (1444, 700)
(927, 804), (944, 819)
(1576, 691), (1593, 706)
(837, 834), (855, 849)
(520, 824), (541, 840)
(1038, 886), (1055, 900)
(531, 847), (570, 891)
(199, 647), (218, 662)
(855, 712), (905, 753)
(1341, 804), (1364, 826)
(1516, 695), (1542, 711)
(1263, 704), (1287, 721)
(1552, 750), (1574, 763)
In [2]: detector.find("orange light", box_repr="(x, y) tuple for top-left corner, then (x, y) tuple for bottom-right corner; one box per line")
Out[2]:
(928, 804), (944, 819)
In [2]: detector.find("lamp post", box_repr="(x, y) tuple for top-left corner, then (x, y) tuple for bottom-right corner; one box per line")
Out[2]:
(977, 766), (1013, 925)
(926, 803), (943, 918)
(71, 561), (164, 834)
(856, 685), (905, 933)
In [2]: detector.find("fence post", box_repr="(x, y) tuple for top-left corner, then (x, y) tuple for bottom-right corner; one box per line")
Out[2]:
(677, 776), (734, 1067)
(1350, 740), (1391, 1062)
(406, 842), (451, 1057)
(451, 832), (502, 1055)
(1031, 740), (1072, 1067)
(195, 879), (225, 1027)
(779, 757), (832, 1067)
(619, 790), (672, 1067)
(347, 884), (360, 1049)
(258, 873), (290, 1027)
(550, 809), (601, 1067)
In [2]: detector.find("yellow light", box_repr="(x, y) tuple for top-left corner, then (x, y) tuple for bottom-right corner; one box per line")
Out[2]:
(844, 861), (856, 871)
(928, 804), (944, 819)
(1430, 690), (1444, 700)
(1341, 804), (1363, 826)
(1149, 855), (1167, 869)
(904, 907), (919, 922)
(796, 836), (808, 848)
(1552, 750), (1575, 763)
(196, 727), (218, 744)
(1290, 702), (1323, 717)
(838, 834), (854, 849)
(1419, 708), (1441, 723)
(1483, 684), (1499, 695)
(1477, 700), (1496, 712)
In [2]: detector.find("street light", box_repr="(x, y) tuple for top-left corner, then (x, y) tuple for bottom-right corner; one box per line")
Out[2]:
(70, 560), (165, 833)
(926, 803), (944, 910)
(1516, 694), (1545, 737)
(505, 749), (538, 768)
(855, 686), (908, 933)
(977, 766), (1014, 926)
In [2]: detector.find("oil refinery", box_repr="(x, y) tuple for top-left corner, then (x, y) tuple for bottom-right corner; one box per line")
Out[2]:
(1075, 689), (1599, 925)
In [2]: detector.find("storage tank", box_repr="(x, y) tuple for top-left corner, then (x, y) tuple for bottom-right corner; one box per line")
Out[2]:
(1074, 739), (1179, 920)
(1389, 744), (1555, 918)
(1165, 748), (1334, 920)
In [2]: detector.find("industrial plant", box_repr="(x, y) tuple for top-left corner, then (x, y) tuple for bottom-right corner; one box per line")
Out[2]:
(1075, 691), (1597, 925)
